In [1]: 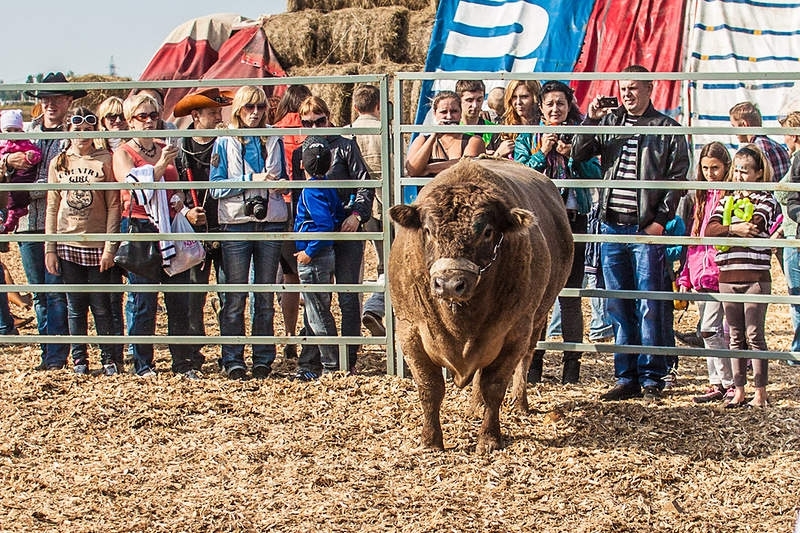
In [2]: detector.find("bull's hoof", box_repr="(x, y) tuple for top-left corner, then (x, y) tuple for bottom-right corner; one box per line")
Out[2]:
(419, 439), (445, 451)
(476, 434), (503, 454)
(420, 431), (445, 451)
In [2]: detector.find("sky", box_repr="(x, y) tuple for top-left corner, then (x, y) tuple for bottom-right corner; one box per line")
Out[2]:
(0, 0), (286, 84)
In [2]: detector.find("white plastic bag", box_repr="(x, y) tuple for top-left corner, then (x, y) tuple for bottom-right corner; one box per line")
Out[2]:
(164, 212), (206, 277)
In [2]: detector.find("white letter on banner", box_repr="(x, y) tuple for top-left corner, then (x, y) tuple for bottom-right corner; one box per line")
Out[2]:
(442, 1), (549, 72)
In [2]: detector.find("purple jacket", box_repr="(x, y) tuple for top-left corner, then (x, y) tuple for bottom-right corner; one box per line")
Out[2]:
(676, 188), (723, 292)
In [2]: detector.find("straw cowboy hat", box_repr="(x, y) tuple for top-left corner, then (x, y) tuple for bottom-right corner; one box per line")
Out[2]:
(24, 72), (87, 99)
(173, 88), (234, 117)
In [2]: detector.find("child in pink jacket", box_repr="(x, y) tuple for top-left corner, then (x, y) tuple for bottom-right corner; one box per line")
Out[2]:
(0, 109), (42, 233)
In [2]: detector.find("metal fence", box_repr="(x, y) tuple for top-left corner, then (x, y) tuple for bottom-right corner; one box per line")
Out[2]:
(2, 72), (800, 376)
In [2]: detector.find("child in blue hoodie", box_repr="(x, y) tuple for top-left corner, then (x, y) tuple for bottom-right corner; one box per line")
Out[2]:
(294, 136), (346, 380)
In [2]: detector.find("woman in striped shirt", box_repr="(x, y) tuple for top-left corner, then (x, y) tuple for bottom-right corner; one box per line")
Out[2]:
(704, 144), (779, 408)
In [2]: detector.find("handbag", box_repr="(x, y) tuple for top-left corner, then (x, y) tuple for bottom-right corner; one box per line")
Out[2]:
(114, 210), (163, 281)
(164, 211), (206, 276)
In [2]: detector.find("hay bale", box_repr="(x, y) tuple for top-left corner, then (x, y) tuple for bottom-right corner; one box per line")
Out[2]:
(288, 0), (433, 13)
(320, 7), (409, 65)
(407, 7), (435, 64)
(262, 11), (325, 68)
(286, 63), (361, 126)
(69, 74), (131, 112)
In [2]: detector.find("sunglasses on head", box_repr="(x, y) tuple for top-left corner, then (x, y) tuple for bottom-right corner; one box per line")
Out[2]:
(132, 111), (160, 122)
(301, 116), (327, 128)
(242, 103), (267, 113)
(104, 113), (124, 123)
(69, 114), (98, 126)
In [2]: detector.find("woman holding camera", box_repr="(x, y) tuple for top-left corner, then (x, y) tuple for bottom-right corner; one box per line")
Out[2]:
(209, 85), (288, 380)
(514, 81), (601, 385)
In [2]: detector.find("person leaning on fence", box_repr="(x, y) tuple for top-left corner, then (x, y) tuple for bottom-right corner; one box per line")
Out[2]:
(172, 87), (233, 373)
(729, 101), (790, 181)
(705, 144), (779, 408)
(676, 142), (734, 403)
(776, 111), (800, 365)
(112, 92), (197, 379)
(44, 106), (121, 376)
(572, 65), (690, 405)
(297, 95), (374, 374)
(347, 84), (386, 338)
(13, 72), (84, 371)
(209, 85), (289, 381)
(514, 80), (601, 384)
(405, 90), (485, 177)
(292, 136), (347, 381)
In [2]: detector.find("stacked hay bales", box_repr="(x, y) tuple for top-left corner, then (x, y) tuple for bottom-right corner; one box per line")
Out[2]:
(262, 1), (434, 125)
(70, 74), (132, 111)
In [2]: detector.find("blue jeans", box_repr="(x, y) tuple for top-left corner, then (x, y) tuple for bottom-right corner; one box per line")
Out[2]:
(0, 261), (15, 334)
(18, 239), (69, 367)
(784, 246), (800, 352)
(128, 266), (193, 375)
(584, 272), (613, 340)
(299, 239), (364, 370)
(298, 247), (339, 370)
(600, 222), (668, 389)
(218, 222), (283, 371)
(60, 259), (118, 366)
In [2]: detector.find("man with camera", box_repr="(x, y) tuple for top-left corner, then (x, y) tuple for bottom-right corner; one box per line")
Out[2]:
(572, 65), (689, 405)
(172, 88), (233, 373)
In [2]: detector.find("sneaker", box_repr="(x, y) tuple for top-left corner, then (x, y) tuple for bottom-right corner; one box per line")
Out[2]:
(692, 385), (725, 404)
(103, 363), (119, 376)
(251, 365), (272, 379)
(293, 369), (319, 382)
(138, 367), (157, 378)
(362, 311), (386, 337)
(787, 359), (799, 366)
(321, 366), (337, 376)
(643, 386), (661, 405)
(226, 367), (247, 381)
(599, 383), (642, 401)
(73, 364), (89, 375)
(662, 370), (678, 390)
(180, 369), (202, 380)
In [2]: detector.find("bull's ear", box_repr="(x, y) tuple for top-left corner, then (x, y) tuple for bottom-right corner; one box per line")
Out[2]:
(502, 207), (536, 233)
(389, 204), (422, 229)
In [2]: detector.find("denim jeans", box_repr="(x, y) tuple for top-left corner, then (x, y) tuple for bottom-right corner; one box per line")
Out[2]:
(584, 272), (613, 340)
(60, 259), (118, 366)
(18, 239), (69, 367)
(300, 239), (364, 370)
(600, 222), (668, 389)
(0, 261), (15, 334)
(185, 245), (223, 370)
(784, 246), (800, 352)
(128, 266), (194, 375)
(298, 247), (339, 370)
(218, 222), (283, 371)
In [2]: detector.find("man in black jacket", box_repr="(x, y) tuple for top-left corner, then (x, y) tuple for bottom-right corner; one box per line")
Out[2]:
(572, 65), (689, 405)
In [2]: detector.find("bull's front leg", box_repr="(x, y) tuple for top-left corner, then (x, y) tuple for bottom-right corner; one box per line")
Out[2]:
(475, 359), (517, 453)
(404, 341), (446, 450)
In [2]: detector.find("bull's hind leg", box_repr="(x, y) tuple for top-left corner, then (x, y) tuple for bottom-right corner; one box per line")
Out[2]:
(511, 323), (545, 413)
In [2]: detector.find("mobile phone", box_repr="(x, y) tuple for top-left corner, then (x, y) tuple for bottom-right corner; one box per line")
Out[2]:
(166, 137), (180, 149)
(598, 96), (619, 108)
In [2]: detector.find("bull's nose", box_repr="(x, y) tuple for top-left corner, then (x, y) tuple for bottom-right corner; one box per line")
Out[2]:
(431, 274), (470, 299)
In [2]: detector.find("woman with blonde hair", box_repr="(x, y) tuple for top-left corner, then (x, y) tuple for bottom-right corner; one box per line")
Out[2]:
(209, 85), (288, 380)
(96, 96), (128, 152)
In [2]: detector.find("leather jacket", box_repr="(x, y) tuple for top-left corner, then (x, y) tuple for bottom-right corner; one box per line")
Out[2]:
(324, 135), (374, 223)
(572, 103), (689, 230)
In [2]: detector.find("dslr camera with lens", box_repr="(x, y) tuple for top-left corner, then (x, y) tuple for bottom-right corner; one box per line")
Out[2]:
(244, 195), (268, 220)
(558, 133), (574, 144)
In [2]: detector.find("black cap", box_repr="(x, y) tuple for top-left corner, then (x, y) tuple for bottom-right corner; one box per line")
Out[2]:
(302, 136), (332, 177)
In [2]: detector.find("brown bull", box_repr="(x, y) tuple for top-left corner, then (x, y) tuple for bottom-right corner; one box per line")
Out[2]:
(388, 159), (574, 453)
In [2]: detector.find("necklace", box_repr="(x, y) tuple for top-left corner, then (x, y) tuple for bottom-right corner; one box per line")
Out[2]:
(180, 140), (214, 158)
(132, 139), (157, 158)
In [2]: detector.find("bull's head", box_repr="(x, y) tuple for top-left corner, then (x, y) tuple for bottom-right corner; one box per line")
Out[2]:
(390, 195), (534, 302)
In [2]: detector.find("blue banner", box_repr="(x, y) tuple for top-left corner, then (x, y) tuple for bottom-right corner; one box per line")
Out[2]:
(416, 0), (595, 123)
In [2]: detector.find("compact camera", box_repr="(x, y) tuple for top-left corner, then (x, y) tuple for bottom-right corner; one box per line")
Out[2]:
(558, 133), (574, 144)
(598, 96), (619, 108)
(244, 195), (268, 220)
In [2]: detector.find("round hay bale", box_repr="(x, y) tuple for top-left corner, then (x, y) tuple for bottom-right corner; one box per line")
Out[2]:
(288, 0), (433, 13)
(319, 7), (410, 65)
(286, 64), (361, 126)
(408, 7), (435, 64)
(262, 11), (325, 67)
(69, 74), (132, 112)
